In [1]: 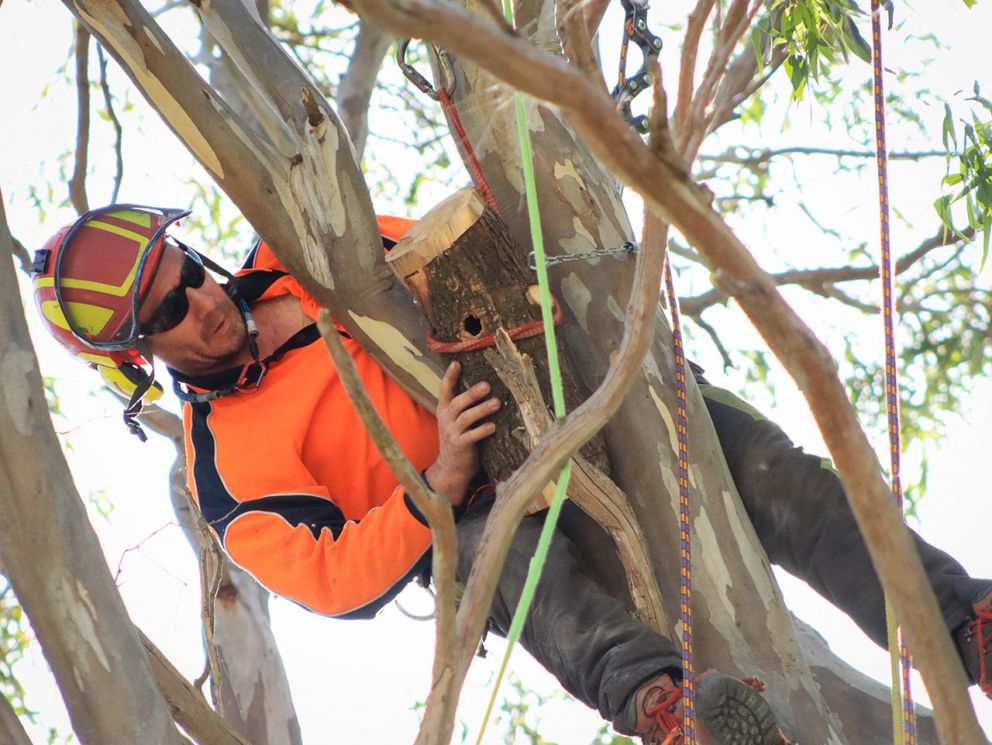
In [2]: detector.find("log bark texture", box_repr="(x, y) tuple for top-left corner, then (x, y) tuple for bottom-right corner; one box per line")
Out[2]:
(387, 188), (608, 483)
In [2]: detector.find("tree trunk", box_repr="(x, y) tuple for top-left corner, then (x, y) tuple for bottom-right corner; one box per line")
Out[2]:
(51, 2), (957, 743)
(0, 223), (183, 745)
(415, 11), (942, 743)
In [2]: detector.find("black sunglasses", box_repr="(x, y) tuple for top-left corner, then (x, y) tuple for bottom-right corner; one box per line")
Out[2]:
(139, 244), (206, 336)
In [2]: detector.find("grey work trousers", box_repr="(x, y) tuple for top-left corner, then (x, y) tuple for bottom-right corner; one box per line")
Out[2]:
(454, 378), (989, 733)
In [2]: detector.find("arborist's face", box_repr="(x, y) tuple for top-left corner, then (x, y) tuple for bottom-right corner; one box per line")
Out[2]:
(139, 240), (247, 374)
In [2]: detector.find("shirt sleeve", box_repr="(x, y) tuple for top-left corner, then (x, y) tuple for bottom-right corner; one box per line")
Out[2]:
(184, 401), (433, 619)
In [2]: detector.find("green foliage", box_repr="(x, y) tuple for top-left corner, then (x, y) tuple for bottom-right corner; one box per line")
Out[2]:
(756, 0), (872, 101)
(496, 675), (570, 744)
(936, 88), (992, 268)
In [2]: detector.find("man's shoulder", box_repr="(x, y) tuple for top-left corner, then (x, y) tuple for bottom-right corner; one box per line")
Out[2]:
(237, 215), (416, 274)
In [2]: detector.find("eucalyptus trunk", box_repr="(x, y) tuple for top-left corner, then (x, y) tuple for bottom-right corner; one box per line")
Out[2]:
(50, 0), (970, 742)
(0, 209), (183, 745)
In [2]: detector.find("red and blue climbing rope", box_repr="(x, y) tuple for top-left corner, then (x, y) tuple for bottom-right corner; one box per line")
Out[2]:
(664, 255), (697, 743)
(870, 3), (917, 743)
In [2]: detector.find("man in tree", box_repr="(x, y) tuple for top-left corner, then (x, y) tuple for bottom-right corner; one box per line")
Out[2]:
(31, 204), (992, 744)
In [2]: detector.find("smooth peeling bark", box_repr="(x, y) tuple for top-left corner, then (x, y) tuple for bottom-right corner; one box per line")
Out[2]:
(0, 236), (183, 744)
(65, 0), (442, 408)
(366, 10), (840, 745)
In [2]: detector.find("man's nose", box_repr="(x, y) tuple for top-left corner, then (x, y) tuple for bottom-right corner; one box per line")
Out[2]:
(186, 285), (219, 319)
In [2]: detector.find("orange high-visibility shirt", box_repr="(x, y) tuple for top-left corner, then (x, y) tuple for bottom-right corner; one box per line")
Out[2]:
(181, 217), (439, 618)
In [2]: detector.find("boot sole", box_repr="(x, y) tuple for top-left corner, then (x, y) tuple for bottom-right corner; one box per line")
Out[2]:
(695, 673), (783, 745)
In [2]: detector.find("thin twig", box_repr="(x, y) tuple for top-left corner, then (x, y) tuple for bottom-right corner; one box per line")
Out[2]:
(679, 225), (974, 316)
(693, 313), (733, 368)
(96, 44), (124, 204)
(684, 0), (764, 162)
(315, 311), (459, 703)
(673, 0), (715, 149)
(70, 22), (90, 215)
(698, 145), (954, 165)
(193, 535), (224, 710)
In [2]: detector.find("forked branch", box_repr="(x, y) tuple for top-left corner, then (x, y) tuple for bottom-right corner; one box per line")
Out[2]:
(340, 1), (984, 741)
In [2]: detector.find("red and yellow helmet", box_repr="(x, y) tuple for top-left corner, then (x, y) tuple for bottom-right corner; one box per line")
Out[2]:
(32, 204), (191, 403)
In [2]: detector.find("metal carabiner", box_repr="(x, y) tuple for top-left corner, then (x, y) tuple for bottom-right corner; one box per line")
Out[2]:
(397, 39), (455, 101)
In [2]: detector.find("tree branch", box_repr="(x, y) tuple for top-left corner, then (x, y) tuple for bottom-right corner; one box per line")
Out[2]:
(95, 43), (124, 204)
(338, 3), (986, 741)
(69, 21), (90, 215)
(138, 629), (253, 745)
(0, 185), (185, 744)
(0, 693), (32, 745)
(682, 0), (763, 162)
(555, 0), (606, 91)
(698, 145), (954, 165)
(336, 20), (392, 160)
(679, 225), (975, 317)
(673, 0), (714, 150)
(314, 311), (459, 721)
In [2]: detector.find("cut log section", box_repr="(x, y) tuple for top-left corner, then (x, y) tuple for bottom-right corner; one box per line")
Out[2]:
(386, 187), (610, 484)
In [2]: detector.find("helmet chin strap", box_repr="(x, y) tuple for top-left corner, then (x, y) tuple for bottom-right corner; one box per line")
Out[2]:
(124, 339), (157, 442)
(111, 242), (266, 439)
(170, 292), (262, 406)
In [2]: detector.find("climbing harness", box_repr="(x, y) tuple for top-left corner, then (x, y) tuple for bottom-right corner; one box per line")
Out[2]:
(869, 2), (917, 743)
(612, 0), (663, 133)
(397, 40), (501, 215)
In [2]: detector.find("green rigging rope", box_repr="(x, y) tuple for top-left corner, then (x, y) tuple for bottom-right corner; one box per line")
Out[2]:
(471, 6), (573, 745)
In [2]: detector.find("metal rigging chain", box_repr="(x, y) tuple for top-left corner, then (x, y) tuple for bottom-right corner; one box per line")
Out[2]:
(612, 0), (663, 133)
(869, 3), (918, 744)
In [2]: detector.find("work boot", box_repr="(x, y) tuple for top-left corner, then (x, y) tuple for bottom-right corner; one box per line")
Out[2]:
(632, 670), (786, 745)
(956, 590), (992, 698)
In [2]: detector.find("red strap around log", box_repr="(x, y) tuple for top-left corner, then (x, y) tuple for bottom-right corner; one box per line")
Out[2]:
(427, 295), (564, 354)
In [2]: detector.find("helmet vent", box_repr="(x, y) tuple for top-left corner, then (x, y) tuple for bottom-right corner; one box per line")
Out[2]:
(31, 249), (50, 275)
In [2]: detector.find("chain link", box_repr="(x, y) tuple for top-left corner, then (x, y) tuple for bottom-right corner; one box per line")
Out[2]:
(529, 241), (639, 269)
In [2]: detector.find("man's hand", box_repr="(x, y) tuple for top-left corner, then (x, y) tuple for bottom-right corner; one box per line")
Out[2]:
(425, 361), (500, 506)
